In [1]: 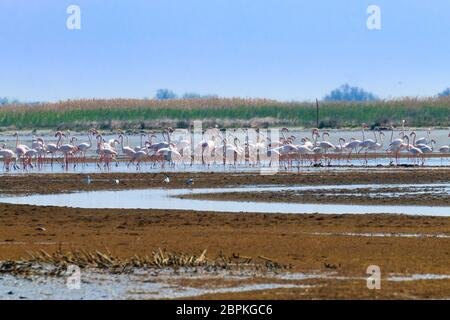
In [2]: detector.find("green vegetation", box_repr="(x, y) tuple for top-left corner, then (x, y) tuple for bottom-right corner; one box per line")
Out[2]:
(0, 97), (448, 130)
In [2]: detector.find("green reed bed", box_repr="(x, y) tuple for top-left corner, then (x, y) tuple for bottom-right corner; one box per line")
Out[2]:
(0, 97), (448, 130)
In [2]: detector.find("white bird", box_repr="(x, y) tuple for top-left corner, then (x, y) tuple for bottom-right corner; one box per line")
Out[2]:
(118, 134), (137, 158)
(386, 124), (408, 164)
(416, 140), (435, 154)
(83, 176), (92, 184)
(76, 129), (96, 162)
(404, 136), (423, 165)
(415, 129), (431, 145)
(13, 132), (30, 161)
(317, 132), (336, 151)
(358, 124), (377, 152)
(368, 131), (385, 151)
(344, 138), (362, 162)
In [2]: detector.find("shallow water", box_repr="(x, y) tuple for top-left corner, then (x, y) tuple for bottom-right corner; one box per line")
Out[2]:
(305, 232), (450, 238)
(2, 129), (449, 151)
(387, 274), (450, 281)
(0, 269), (308, 300)
(1, 157), (449, 176)
(1, 184), (449, 216)
(1, 268), (449, 300)
(1, 128), (449, 175)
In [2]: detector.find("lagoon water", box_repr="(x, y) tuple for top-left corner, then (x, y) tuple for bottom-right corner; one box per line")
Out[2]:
(1, 184), (449, 216)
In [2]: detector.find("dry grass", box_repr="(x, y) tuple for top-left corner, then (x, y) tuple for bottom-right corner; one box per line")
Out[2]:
(0, 248), (288, 276)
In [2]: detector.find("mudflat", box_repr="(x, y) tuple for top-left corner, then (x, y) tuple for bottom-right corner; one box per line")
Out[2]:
(1, 168), (449, 195)
(0, 169), (449, 299)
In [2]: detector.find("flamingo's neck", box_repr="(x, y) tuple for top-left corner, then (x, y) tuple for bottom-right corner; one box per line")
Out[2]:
(87, 132), (92, 147)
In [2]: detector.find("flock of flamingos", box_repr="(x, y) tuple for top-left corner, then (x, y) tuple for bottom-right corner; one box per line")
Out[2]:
(0, 121), (449, 171)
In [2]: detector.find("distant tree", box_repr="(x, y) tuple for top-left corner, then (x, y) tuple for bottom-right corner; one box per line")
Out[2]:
(438, 88), (450, 97)
(155, 89), (177, 100)
(0, 97), (20, 105)
(182, 92), (218, 99)
(323, 84), (378, 101)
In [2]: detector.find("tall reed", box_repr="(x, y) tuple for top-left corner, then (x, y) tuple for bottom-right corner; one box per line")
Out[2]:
(0, 97), (448, 129)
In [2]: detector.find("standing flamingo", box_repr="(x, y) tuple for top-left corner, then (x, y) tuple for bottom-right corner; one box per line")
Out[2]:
(13, 132), (30, 168)
(46, 131), (64, 165)
(58, 133), (78, 168)
(0, 144), (17, 171)
(386, 125), (407, 165)
(76, 129), (96, 165)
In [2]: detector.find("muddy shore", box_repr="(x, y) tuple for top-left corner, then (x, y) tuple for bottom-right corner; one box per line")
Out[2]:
(0, 169), (449, 299)
(1, 168), (449, 196)
(182, 186), (450, 206)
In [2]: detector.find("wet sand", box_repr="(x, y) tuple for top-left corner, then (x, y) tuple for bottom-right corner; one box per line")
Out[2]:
(0, 169), (449, 299)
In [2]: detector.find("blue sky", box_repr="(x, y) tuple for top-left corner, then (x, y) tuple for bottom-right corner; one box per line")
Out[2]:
(1, 0), (449, 102)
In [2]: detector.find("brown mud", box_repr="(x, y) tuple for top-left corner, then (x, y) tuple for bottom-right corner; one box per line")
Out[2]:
(0, 169), (449, 299)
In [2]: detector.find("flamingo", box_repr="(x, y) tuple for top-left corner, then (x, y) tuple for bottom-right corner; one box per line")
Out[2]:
(131, 149), (149, 170)
(368, 130), (385, 151)
(58, 134), (78, 167)
(29, 137), (47, 167)
(300, 137), (313, 149)
(333, 138), (347, 164)
(76, 129), (96, 165)
(13, 132), (30, 167)
(46, 131), (64, 165)
(118, 134), (137, 158)
(221, 137), (244, 167)
(317, 131), (336, 165)
(137, 132), (148, 152)
(195, 130), (221, 166)
(156, 143), (182, 168)
(24, 148), (40, 168)
(95, 135), (118, 169)
(386, 124), (407, 165)
(404, 136), (423, 165)
(410, 131), (435, 164)
(0, 144), (17, 171)
(147, 131), (171, 152)
(415, 129), (431, 145)
(359, 127), (382, 164)
(293, 142), (313, 166)
(344, 138), (362, 163)
(118, 133), (146, 168)
(358, 124), (377, 154)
